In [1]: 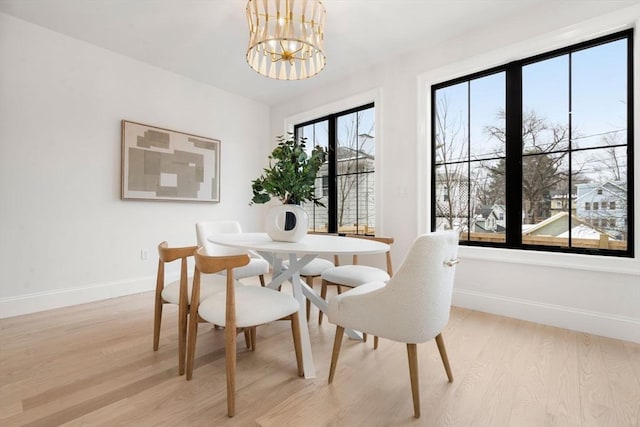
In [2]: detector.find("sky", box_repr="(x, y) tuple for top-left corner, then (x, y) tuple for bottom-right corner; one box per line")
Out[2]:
(435, 37), (628, 166)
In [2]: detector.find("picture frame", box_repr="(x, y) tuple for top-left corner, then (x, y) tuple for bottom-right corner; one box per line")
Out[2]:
(121, 120), (221, 202)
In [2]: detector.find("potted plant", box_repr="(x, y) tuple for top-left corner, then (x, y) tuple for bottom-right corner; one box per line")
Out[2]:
(251, 133), (327, 241)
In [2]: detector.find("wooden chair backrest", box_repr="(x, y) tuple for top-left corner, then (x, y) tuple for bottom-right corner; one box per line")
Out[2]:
(156, 242), (198, 305)
(192, 248), (250, 334)
(341, 234), (395, 276)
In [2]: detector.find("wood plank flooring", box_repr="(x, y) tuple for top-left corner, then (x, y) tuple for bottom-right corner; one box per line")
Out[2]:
(1, 283), (638, 426)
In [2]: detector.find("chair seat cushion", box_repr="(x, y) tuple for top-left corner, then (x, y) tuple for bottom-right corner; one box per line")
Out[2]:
(321, 265), (390, 287)
(284, 258), (335, 276)
(161, 274), (240, 304)
(198, 286), (299, 328)
(328, 281), (387, 327)
(218, 257), (269, 280)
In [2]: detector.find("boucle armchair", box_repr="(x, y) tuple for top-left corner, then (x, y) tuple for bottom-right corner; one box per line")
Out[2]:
(327, 231), (459, 418)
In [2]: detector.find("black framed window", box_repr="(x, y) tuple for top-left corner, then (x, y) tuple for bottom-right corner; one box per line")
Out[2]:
(431, 30), (633, 256)
(295, 103), (375, 234)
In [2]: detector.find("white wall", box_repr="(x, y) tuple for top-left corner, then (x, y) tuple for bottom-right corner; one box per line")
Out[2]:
(270, 5), (640, 343)
(0, 13), (270, 317)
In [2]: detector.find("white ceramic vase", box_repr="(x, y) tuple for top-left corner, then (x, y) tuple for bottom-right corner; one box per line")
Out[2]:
(265, 204), (308, 242)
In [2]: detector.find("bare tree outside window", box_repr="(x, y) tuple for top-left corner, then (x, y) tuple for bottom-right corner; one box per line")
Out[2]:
(431, 31), (631, 255)
(337, 109), (375, 234)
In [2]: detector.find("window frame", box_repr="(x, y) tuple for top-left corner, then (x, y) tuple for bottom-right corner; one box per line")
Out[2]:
(430, 29), (634, 258)
(294, 102), (376, 235)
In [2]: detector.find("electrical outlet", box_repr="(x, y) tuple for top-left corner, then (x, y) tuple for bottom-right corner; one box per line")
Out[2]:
(140, 249), (148, 261)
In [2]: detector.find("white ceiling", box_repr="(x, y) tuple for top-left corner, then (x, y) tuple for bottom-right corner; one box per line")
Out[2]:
(0, 0), (637, 105)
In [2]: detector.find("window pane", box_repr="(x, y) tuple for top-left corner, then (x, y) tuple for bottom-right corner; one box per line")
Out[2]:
(522, 152), (569, 247)
(298, 120), (329, 231)
(470, 159), (506, 243)
(573, 148), (628, 250)
(337, 109), (375, 159)
(470, 72), (506, 160)
(572, 39), (627, 150)
(435, 83), (468, 164)
(434, 164), (470, 241)
(336, 175), (356, 234)
(522, 55), (570, 153)
(431, 32), (631, 257)
(336, 107), (375, 235)
(357, 172), (375, 234)
(299, 120), (328, 152)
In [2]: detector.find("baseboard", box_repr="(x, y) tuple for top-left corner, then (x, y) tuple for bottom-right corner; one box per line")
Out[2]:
(453, 288), (640, 344)
(3, 281), (638, 344)
(0, 276), (156, 319)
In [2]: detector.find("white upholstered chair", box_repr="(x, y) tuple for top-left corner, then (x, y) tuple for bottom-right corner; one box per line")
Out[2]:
(153, 241), (238, 375)
(186, 248), (304, 417)
(327, 231), (459, 418)
(319, 235), (394, 346)
(196, 221), (270, 286)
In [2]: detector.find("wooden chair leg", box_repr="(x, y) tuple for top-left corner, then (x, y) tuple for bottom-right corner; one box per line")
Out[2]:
(185, 317), (199, 381)
(244, 329), (252, 349)
(407, 343), (420, 418)
(374, 336), (379, 350)
(259, 274), (266, 287)
(153, 299), (163, 351)
(319, 282), (328, 325)
(178, 302), (188, 375)
(363, 333), (368, 342)
(226, 326), (237, 417)
(435, 333), (453, 382)
(328, 326), (345, 384)
(250, 327), (257, 351)
(305, 276), (314, 321)
(290, 313), (304, 377)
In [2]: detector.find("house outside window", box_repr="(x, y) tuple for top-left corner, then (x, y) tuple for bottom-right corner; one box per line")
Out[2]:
(295, 103), (376, 235)
(431, 30), (633, 256)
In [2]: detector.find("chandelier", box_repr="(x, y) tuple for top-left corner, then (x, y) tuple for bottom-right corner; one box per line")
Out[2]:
(246, 0), (326, 80)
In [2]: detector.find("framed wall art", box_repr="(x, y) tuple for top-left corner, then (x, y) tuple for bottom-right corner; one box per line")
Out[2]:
(121, 120), (221, 202)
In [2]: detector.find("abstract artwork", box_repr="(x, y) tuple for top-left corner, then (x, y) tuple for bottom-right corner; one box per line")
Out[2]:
(121, 120), (220, 202)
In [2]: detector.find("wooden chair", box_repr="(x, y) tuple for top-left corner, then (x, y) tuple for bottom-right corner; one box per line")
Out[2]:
(153, 242), (233, 375)
(327, 232), (459, 418)
(196, 220), (269, 286)
(319, 235), (394, 347)
(185, 248), (304, 417)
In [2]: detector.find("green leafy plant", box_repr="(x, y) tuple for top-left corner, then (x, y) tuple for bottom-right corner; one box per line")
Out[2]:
(251, 133), (327, 206)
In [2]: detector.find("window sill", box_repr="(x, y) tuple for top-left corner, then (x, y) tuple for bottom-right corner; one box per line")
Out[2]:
(458, 245), (640, 276)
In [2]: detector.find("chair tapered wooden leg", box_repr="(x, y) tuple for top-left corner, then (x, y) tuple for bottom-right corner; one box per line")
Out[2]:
(328, 326), (345, 384)
(319, 282), (328, 325)
(250, 327), (257, 351)
(244, 329), (251, 349)
(374, 336), (379, 350)
(290, 313), (304, 377)
(185, 317), (199, 381)
(226, 327), (237, 417)
(363, 333), (368, 342)
(178, 302), (188, 375)
(259, 274), (265, 287)
(435, 333), (453, 382)
(305, 276), (314, 321)
(153, 299), (163, 351)
(407, 343), (421, 418)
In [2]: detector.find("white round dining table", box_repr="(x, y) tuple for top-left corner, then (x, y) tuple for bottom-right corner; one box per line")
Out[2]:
(207, 232), (390, 378)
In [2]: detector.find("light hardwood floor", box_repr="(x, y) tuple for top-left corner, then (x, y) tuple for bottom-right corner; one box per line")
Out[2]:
(1, 282), (639, 426)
